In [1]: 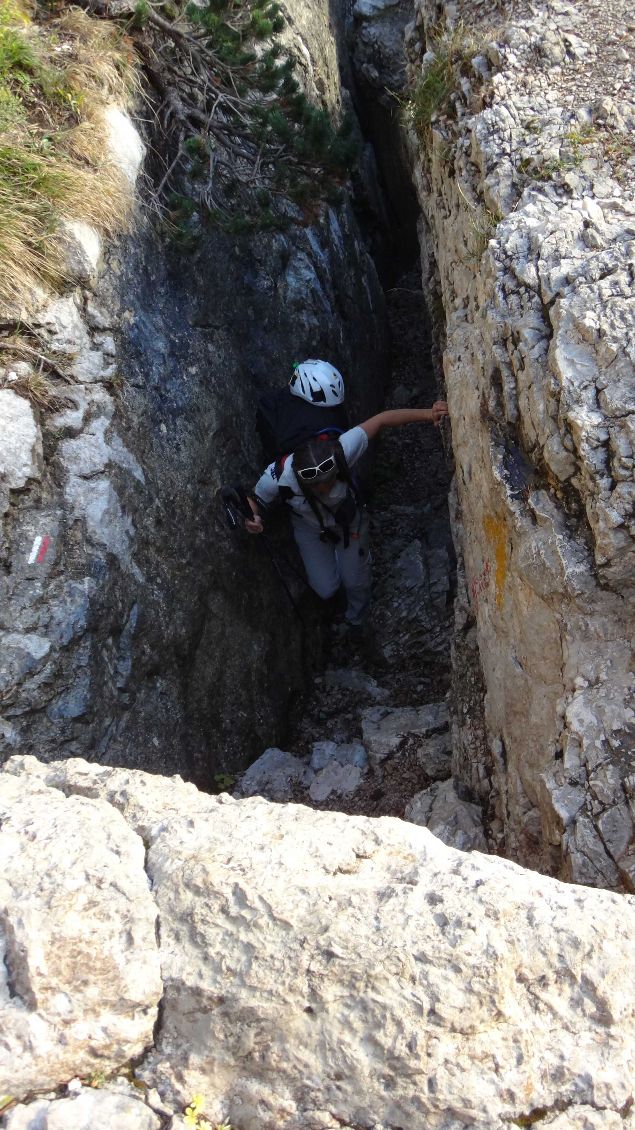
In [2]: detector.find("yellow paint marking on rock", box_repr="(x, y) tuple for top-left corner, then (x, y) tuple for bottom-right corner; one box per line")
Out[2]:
(483, 513), (508, 610)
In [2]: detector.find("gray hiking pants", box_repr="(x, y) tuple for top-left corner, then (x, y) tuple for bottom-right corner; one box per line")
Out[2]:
(292, 510), (371, 626)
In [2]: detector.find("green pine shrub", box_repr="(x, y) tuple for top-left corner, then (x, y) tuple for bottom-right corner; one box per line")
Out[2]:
(140, 0), (360, 234)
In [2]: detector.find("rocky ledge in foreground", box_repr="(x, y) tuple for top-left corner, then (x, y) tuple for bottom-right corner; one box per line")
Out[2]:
(1, 756), (634, 1130)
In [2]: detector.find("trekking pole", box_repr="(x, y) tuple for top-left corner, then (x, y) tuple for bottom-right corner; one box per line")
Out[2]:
(259, 533), (308, 629)
(220, 486), (308, 630)
(261, 531), (309, 586)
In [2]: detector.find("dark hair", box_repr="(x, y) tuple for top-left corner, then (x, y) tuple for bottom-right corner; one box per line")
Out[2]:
(290, 436), (360, 542)
(292, 435), (340, 475)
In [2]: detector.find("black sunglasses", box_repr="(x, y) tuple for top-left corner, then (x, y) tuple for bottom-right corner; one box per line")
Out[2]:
(296, 456), (337, 482)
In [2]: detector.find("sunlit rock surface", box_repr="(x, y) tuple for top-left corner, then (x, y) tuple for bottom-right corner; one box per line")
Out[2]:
(406, 0), (635, 889)
(2, 757), (634, 1130)
(0, 768), (161, 1096)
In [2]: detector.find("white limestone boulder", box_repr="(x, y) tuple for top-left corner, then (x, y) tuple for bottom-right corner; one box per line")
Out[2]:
(57, 220), (102, 285)
(103, 107), (146, 185)
(3, 755), (212, 840)
(354, 0), (401, 15)
(3, 757), (635, 1130)
(0, 772), (162, 1096)
(234, 746), (314, 801)
(309, 739), (368, 771)
(0, 391), (42, 516)
(405, 777), (487, 851)
(308, 760), (364, 801)
(3, 1091), (161, 1130)
(140, 795), (635, 1129)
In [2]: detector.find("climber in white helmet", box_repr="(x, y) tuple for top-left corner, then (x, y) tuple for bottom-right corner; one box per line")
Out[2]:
(288, 358), (345, 406)
(246, 359), (448, 638)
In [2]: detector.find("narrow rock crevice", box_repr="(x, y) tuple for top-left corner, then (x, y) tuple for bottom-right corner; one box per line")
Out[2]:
(231, 268), (483, 848)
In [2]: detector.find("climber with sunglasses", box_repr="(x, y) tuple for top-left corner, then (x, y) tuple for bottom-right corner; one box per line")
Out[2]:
(245, 359), (448, 636)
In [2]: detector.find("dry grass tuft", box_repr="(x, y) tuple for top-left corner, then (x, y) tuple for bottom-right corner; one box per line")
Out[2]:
(0, 2), (141, 308)
(0, 334), (75, 411)
(406, 22), (482, 137)
(57, 8), (139, 105)
(7, 366), (69, 411)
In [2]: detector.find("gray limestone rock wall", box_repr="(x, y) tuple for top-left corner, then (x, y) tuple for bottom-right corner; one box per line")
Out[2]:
(0, 2), (387, 782)
(406, 0), (635, 889)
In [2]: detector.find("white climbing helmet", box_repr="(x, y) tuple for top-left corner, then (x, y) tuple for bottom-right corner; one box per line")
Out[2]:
(289, 359), (345, 406)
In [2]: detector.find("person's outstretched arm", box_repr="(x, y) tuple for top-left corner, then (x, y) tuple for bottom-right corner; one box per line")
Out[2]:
(359, 402), (448, 440)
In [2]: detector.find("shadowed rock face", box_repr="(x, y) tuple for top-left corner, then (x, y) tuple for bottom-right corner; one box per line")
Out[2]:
(350, 0), (422, 278)
(3, 756), (635, 1130)
(0, 213), (386, 782)
(0, 0), (388, 783)
(81, 211), (386, 783)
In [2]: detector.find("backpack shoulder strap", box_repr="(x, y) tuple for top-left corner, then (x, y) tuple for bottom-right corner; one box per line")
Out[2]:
(274, 441), (360, 544)
(333, 442), (361, 500)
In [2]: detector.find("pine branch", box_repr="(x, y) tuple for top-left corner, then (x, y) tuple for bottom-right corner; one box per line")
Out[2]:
(88, 0), (359, 233)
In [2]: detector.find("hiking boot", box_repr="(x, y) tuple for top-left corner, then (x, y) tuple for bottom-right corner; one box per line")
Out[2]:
(325, 587), (348, 623)
(345, 621), (364, 641)
(330, 620), (349, 639)
(343, 620), (371, 650)
(329, 619), (368, 652)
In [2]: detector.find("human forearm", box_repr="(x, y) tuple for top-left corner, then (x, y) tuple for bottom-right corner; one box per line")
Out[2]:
(248, 469), (278, 533)
(245, 493), (264, 533)
(360, 402), (448, 439)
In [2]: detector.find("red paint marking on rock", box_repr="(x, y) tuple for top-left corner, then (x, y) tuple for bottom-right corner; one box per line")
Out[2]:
(36, 535), (51, 563)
